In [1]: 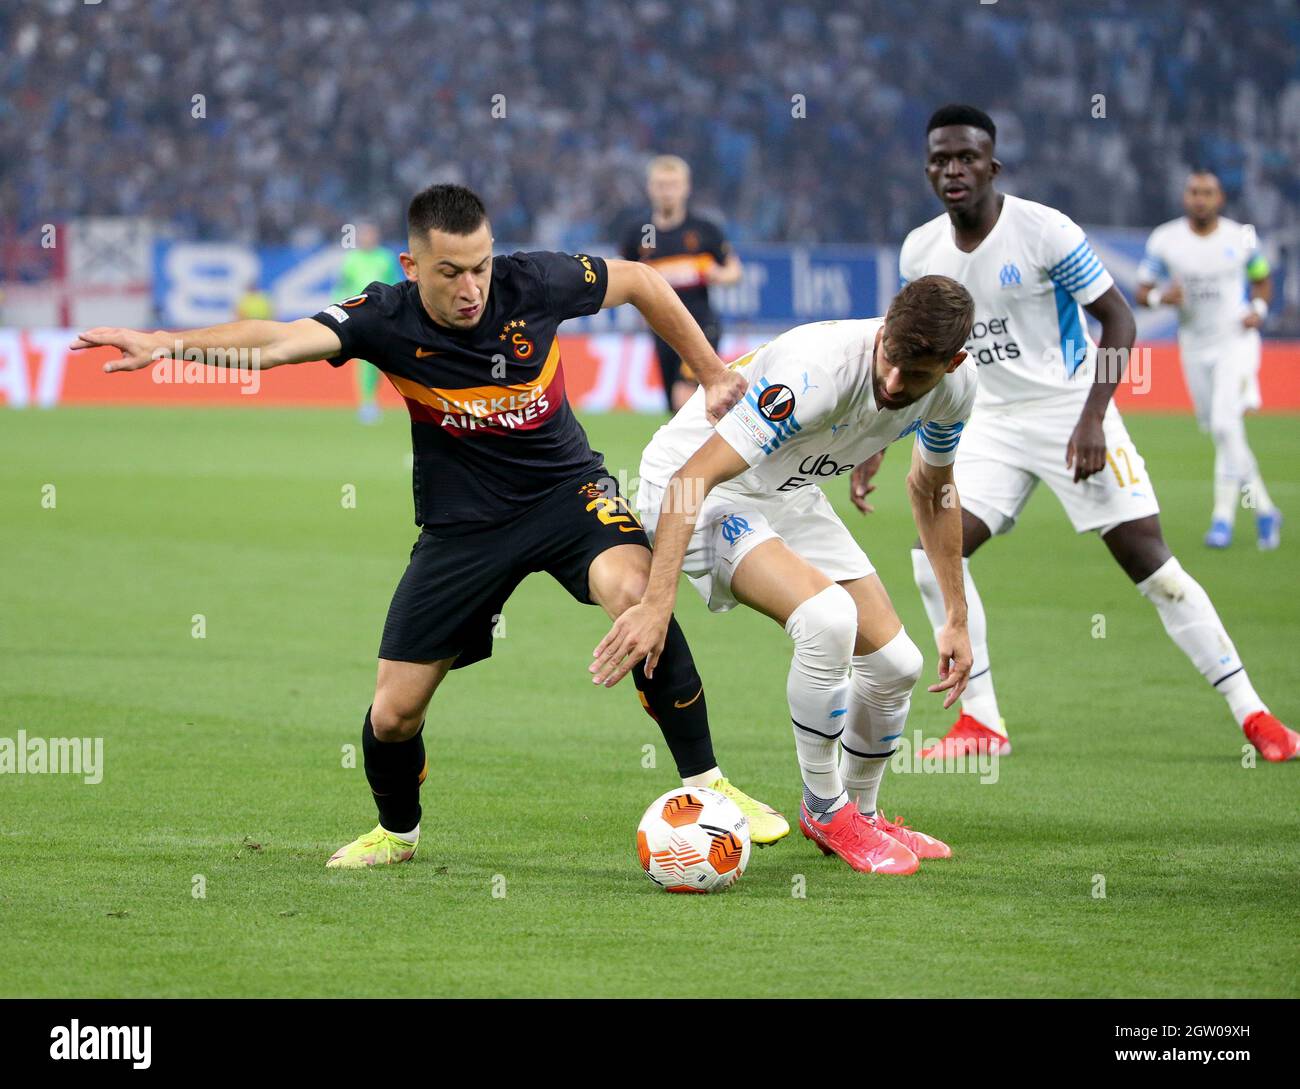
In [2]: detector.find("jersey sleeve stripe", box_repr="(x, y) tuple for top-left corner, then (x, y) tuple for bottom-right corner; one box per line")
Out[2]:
(1051, 250), (1099, 279)
(1046, 240), (1091, 276)
(918, 420), (964, 453)
(1054, 262), (1104, 295)
(1050, 252), (1103, 290)
(1137, 255), (1168, 282)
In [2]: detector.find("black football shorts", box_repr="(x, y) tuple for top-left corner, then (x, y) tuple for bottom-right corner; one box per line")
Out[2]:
(378, 471), (649, 668)
(652, 314), (721, 395)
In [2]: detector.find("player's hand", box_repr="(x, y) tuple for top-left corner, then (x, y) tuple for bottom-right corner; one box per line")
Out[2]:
(70, 327), (164, 372)
(703, 368), (746, 424)
(849, 451), (885, 514)
(1066, 411), (1107, 483)
(591, 603), (670, 688)
(928, 622), (972, 710)
(1241, 310), (1263, 330)
(1161, 282), (1184, 307)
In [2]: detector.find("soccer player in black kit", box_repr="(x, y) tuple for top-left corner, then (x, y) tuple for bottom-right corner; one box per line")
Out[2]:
(620, 156), (742, 412)
(73, 183), (790, 867)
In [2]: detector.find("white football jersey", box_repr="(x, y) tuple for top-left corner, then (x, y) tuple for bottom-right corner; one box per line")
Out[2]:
(1137, 217), (1263, 350)
(899, 195), (1114, 407)
(638, 318), (977, 500)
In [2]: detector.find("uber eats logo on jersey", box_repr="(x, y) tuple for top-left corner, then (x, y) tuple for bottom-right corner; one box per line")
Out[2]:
(779, 452), (855, 491)
(966, 316), (1021, 365)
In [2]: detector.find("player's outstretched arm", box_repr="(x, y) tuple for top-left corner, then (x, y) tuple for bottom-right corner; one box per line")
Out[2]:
(590, 434), (748, 687)
(602, 259), (746, 422)
(907, 445), (971, 708)
(1067, 286), (1137, 483)
(70, 318), (343, 373)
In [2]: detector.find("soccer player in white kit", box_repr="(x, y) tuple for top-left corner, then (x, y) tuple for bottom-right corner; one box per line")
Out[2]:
(856, 105), (1296, 764)
(1136, 171), (1280, 550)
(590, 276), (978, 875)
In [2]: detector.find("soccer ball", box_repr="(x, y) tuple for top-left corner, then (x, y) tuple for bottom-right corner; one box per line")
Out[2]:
(636, 786), (750, 893)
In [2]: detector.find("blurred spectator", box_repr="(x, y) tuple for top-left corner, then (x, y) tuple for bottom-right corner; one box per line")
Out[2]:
(0, 0), (1296, 252)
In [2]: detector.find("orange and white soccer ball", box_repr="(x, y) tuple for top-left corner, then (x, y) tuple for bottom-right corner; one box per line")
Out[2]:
(636, 786), (751, 893)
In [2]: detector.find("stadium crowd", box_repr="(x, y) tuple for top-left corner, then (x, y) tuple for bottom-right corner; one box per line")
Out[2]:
(2, 0), (1298, 252)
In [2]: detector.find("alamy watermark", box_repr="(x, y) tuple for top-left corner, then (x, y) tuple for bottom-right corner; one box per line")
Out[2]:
(0, 731), (103, 784)
(150, 343), (262, 395)
(889, 730), (1000, 784)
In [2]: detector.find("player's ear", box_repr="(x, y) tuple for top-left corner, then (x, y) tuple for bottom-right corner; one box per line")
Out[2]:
(989, 157), (1002, 179)
(399, 252), (418, 281)
(946, 350), (967, 373)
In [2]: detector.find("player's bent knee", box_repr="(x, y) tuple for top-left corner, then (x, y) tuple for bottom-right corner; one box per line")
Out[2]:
(608, 573), (649, 617)
(369, 695), (428, 741)
(786, 584), (858, 671)
(873, 630), (924, 694)
(589, 545), (651, 617)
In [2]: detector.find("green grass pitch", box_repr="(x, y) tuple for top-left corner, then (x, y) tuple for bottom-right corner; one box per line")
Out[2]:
(1, 405), (1296, 997)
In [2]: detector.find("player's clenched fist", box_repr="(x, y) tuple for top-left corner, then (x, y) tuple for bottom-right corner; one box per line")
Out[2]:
(703, 369), (747, 424)
(591, 602), (670, 687)
(70, 327), (164, 372)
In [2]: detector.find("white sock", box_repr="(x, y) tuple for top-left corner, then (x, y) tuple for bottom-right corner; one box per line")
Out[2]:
(785, 585), (857, 819)
(1212, 476), (1241, 526)
(1136, 557), (1267, 727)
(682, 766), (722, 788)
(840, 629), (924, 815)
(383, 823), (419, 844)
(1244, 471), (1275, 516)
(911, 549), (1006, 735)
(1212, 419), (1262, 523)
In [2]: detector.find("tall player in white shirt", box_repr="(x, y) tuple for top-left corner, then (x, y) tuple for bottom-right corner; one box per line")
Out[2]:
(1136, 171), (1280, 550)
(858, 105), (1296, 763)
(591, 276), (978, 875)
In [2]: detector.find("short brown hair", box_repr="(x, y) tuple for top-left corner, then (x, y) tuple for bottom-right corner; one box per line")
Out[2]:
(884, 275), (975, 367)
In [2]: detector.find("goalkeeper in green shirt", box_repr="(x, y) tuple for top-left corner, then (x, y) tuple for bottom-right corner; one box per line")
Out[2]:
(338, 222), (402, 423)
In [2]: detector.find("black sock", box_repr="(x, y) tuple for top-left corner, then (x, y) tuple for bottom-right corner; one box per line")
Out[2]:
(361, 706), (426, 835)
(631, 616), (717, 778)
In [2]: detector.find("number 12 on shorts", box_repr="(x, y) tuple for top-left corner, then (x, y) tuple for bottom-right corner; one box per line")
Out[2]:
(1106, 446), (1141, 487)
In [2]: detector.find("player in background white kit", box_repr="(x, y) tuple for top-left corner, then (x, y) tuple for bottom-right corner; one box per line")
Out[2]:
(591, 276), (978, 876)
(854, 105), (1297, 764)
(1136, 171), (1280, 550)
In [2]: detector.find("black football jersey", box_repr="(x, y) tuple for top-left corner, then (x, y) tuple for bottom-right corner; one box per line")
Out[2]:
(311, 250), (608, 533)
(618, 212), (729, 320)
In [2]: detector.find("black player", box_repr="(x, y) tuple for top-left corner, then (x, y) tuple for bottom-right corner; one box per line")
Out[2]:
(72, 183), (791, 866)
(619, 155), (742, 412)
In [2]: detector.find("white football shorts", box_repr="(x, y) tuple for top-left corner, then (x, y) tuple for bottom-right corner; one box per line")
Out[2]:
(1179, 330), (1263, 434)
(636, 479), (874, 613)
(955, 394), (1161, 536)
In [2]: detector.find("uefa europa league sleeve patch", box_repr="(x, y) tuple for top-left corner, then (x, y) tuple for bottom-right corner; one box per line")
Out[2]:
(756, 383), (795, 421)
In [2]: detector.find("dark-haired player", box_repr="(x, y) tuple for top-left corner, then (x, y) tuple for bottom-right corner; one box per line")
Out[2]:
(592, 276), (979, 875)
(853, 104), (1297, 762)
(72, 183), (791, 865)
(619, 155), (742, 412)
